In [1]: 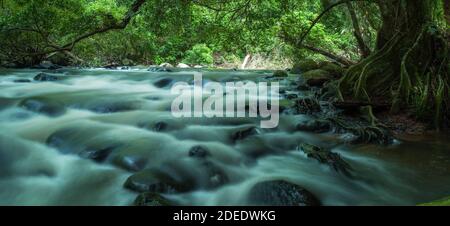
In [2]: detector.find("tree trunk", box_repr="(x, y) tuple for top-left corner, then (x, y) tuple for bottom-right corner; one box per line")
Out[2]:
(338, 0), (449, 128)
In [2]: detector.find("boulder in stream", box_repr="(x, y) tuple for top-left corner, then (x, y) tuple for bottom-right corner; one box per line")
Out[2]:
(33, 73), (60, 81)
(134, 192), (175, 206)
(189, 146), (211, 158)
(248, 180), (321, 206)
(19, 98), (66, 117)
(153, 78), (174, 88)
(125, 170), (177, 193)
(177, 63), (190, 68)
(299, 143), (352, 177)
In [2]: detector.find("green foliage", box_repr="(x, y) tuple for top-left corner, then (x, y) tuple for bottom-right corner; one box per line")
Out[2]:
(182, 44), (214, 66)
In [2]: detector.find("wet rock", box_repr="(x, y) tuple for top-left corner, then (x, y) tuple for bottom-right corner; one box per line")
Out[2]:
(291, 59), (320, 74)
(349, 126), (393, 145)
(14, 79), (31, 83)
(299, 143), (352, 176)
(231, 126), (259, 141)
(296, 119), (331, 133)
(78, 146), (117, 162)
(177, 63), (190, 68)
(46, 128), (79, 154)
(125, 170), (177, 193)
(202, 161), (229, 188)
(113, 155), (148, 172)
(33, 73), (59, 81)
(134, 192), (174, 206)
(19, 98), (66, 117)
(31, 61), (61, 70)
(294, 97), (321, 114)
(154, 159), (229, 192)
(273, 70), (288, 77)
(154, 121), (168, 132)
(189, 146), (210, 158)
(148, 67), (173, 72)
(153, 78), (174, 88)
(89, 101), (137, 113)
(248, 180), (321, 206)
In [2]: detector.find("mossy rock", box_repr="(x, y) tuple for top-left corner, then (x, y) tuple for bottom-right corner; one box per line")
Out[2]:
(291, 59), (320, 74)
(319, 62), (345, 78)
(248, 180), (321, 206)
(302, 69), (332, 80)
(273, 70), (288, 77)
(299, 143), (352, 177)
(419, 196), (450, 206)
(134, 192), (175, 206)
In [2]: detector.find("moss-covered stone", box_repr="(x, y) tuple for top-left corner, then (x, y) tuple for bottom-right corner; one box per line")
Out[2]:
(273, 70), (288, 77)
(299, 143), (352, 177)
(302, 69), (332, 80)
(319, 62), (345, 78)
(248, 180), (321, 206)
(291, 59), (320, 74)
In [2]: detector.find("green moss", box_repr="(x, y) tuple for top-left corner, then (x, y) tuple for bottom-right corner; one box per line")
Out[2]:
(419, 196), (450, 206)
(273, 70), (288, 77)
(319, 62), (345, 78)
(302, 69), (332, 79)
(291, 59), (320, 74)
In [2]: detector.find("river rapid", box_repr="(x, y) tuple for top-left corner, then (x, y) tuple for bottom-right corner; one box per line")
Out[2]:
(0, 68), (449, 206)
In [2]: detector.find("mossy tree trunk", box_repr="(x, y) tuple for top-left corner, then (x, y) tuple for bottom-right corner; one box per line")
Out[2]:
(339, 0), (449, 128)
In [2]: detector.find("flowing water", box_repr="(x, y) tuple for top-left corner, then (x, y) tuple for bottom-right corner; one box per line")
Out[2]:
(0, 68), (449, 206)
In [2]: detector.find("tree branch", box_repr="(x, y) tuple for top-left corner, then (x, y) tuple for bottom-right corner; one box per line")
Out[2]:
(346, 2), (371, 58)
(297, 0), (375, 47)
(302, 44), (356, 66)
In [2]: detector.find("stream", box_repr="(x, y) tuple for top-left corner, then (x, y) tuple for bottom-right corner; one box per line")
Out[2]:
(0, 68), (449, 206)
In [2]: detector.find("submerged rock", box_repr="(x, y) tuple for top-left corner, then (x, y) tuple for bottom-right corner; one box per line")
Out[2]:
(33, 73), (60, 81)
(296, 119), (331, 133)
(248, 180), (321, 206)
(14, 79), (31, 83)
(78, 146), (117, 162)
(153, 78), (174, 88)
(188, 146), (210, 158)
(299, 143), (352, 176)
(125, 170), (177, 193)
(113, 154), (148, 172)
(231, 126), (259, 142)
(19, 98), (66, 117)
(88, 101), (138, 113)
(134, 192), (174, 206)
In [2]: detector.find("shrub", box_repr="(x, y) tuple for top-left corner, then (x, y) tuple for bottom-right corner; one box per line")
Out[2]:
(182, 44), (214, 66)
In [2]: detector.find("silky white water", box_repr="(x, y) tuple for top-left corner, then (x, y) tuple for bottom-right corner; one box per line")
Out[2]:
(0, 68), (449, 206)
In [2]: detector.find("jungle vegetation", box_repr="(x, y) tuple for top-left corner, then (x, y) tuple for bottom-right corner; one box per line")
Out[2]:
(0, 0), (449, 128)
